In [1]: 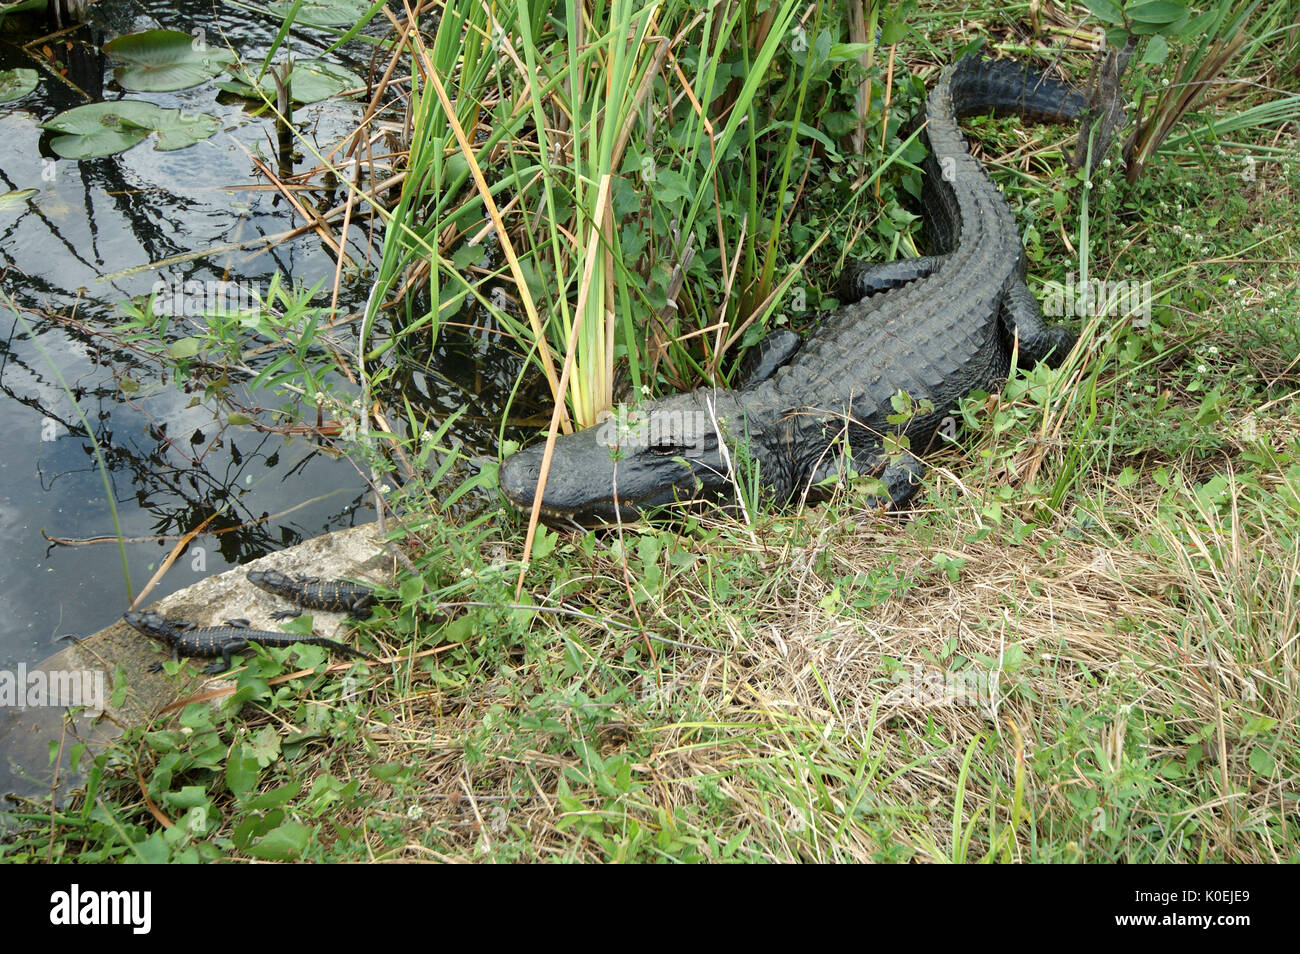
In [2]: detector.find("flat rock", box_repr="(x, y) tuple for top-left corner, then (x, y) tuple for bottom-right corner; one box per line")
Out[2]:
(0, 523), (390, 808)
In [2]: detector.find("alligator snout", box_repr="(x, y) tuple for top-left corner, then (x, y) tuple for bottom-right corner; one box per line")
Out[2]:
(499, 448), (543, 505)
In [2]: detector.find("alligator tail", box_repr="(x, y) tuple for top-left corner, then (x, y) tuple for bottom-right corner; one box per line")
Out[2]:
(308, 637), (377, 663)
(949, 55), (1086, 124)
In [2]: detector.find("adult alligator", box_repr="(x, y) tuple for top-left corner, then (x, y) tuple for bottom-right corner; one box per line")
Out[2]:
(499, 56), (1085, 526)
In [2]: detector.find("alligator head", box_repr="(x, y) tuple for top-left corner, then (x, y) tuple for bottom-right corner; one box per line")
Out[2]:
(122, 610), (171, 639)
(498, 388), (752, 526)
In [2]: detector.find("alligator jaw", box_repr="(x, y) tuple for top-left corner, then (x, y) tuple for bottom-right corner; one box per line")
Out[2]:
(499, 389), (747, 527)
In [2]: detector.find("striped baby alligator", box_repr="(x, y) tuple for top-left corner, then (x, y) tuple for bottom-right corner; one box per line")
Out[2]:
(498, 55), (1085, 525)
(123, 610), (375, 674)
(246, 569), (378, 619)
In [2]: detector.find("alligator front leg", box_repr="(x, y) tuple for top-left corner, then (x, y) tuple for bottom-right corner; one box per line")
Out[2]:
(803, 442), (927, 510)
(1000, 279), (1077, 369)
(837, 256), (946, 304)
(737, 328), (802, 388)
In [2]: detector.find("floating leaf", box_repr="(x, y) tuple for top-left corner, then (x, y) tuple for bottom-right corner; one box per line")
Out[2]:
(219, 60), (362, 104)
(104, 29), (238, 92)
(41, 101), (221, 158)
(0, 68), (38, 103)
(267, 0), (377, 28)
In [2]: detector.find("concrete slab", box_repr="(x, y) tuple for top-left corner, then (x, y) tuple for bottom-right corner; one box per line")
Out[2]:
(0, 523), (391, 808)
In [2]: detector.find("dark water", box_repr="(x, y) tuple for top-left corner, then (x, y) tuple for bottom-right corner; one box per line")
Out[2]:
(0, 0), (538, 800)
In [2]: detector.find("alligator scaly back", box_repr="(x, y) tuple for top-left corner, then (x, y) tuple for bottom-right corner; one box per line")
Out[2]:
(499, 56), (1085, 525)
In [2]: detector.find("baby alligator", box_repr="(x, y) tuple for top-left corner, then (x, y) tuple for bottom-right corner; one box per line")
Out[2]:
(247, 569), (377, 619)
(124, 610), (375, 674)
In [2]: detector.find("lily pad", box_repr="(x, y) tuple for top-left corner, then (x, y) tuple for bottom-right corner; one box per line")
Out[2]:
(219, 60), (362, 105)
(104, 29), (238, 92)
(41, 101), (221, 159)
(0, 68), (38, 103)
(267, 0), (377, 28)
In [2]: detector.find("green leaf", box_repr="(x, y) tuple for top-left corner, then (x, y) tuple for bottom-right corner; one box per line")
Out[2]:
(41, 102), (220, 158)
(369, 762), (406, 783)
(1127, 1), (1190, 26)
(243, 780), (303, 811)
(247, 725), (282, 767)
(1140, 34), (1169, 65)
(225, 745), (260, 796)
(1248, 746), (1274, 775)
(827, 43), (869, 63)
(0, 68), (38, 103)
(1080, 0), (1125, 25)
(651, 167), (691, 204)
(135, 830), (171, 863)
(169, 337), (202, 359)
(104, 29), (238, 92)
(880, 16), (908, 44)
(164, 785), (210, 809)
(247, 820), (312, 859)
(267, 0), (377, 27)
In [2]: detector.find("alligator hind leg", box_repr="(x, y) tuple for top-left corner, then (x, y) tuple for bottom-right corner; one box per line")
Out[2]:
(205, 640), (249, 674)
(862, 451), (927, 510)
(1001, 279), (1077, 369)
(838, 256), (945, 304)
(807, 447), (927, 510)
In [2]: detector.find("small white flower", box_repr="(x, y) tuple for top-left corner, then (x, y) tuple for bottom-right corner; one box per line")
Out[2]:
(1198, 364), (1207, 374)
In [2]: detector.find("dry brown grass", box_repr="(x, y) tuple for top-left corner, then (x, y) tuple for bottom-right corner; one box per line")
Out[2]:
(311, 454), (1296, 862)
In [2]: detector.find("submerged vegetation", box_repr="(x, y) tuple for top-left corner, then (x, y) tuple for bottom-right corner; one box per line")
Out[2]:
(3, 0), (1299, 862)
